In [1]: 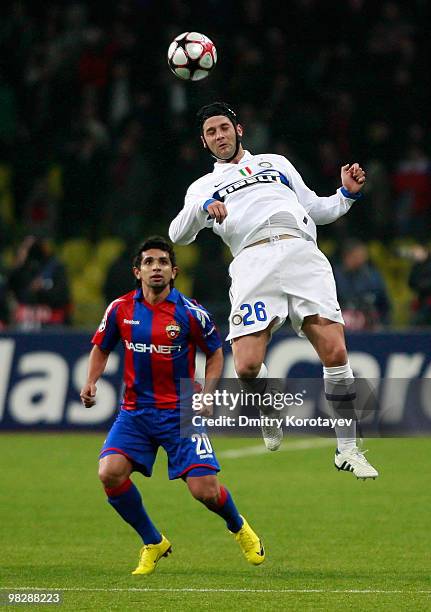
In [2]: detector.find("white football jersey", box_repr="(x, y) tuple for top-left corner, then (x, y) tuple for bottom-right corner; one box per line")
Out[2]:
(169, 151), (358, 257)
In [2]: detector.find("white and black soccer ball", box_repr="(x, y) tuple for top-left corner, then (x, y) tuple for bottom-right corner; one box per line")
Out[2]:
(167, 32), (217, 81)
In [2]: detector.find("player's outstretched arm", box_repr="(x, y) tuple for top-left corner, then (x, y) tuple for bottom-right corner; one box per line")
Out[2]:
(80, 345), (110, 407)
(286, 156), (366, 225)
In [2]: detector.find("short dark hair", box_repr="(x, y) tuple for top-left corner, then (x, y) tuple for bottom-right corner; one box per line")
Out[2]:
(133, 236), (177, 268)
(197, 101), (239, 133)
(133, 236), (177, 287)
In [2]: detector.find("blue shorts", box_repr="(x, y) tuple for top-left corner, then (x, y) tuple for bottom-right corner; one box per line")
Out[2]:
(99, 407), (220, 480)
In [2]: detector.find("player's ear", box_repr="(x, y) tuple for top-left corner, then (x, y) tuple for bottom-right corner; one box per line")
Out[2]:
(201, 135), (207, 149)
(133, 266), (140, 280)
(171, 266), (179, 280)
(237, 124), (243, 138)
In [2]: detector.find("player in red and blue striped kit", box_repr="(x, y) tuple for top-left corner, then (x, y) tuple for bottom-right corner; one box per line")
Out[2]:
(80, 236), (264, 575)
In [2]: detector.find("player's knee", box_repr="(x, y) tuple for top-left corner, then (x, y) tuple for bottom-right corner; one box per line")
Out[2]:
(235, 358), (262, 379)
(188, 480), (219, 505)
(98, 463), (128, 489)
(324, 345), (348, 368)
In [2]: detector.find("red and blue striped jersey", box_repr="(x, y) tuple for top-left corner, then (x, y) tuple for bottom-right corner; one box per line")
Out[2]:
(92, 287), (222, 410)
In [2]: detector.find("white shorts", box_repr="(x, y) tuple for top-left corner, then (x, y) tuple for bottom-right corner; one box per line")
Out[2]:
(226, 237), (344, 340)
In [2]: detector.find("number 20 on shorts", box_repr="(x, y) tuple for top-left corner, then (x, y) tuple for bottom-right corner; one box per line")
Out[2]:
(240, 301), (267, 325)
(192, 433), (213, 456)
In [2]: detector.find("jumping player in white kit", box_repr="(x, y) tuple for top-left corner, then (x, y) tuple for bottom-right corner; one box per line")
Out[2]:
(169, 102), (378, 480)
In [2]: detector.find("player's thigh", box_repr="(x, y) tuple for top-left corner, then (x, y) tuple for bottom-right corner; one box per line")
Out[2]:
(99, 409), (159, 477)
(158, 413), (221, 480)
(227, 245), (287, 342)
(284, 241), (344, 336)
(302, 315), (348, 367)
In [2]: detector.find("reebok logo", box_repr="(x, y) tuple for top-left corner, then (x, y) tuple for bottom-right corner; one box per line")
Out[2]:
(124, 319), (140, 325)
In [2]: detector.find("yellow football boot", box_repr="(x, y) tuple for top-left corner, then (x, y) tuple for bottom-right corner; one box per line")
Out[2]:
(232, 516), (265, 565)
(131, 535), (172, 575)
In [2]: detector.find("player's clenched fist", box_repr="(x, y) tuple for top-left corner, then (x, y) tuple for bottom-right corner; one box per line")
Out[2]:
(207, 200), (228, 224)
(341, 163), (366, 194)
(80, 382), (97, 407)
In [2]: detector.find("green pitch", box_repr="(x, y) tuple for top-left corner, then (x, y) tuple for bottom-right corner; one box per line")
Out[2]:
(1, 434), (430, 611)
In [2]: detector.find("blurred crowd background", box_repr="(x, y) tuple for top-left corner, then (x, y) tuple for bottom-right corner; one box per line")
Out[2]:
(0, 0), (430, 331)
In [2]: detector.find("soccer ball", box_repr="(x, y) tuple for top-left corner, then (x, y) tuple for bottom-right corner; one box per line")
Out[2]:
(167, 32), (217, 81)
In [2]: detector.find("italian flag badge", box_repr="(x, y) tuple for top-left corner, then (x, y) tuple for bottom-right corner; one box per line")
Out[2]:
(239, 166), (253, 177)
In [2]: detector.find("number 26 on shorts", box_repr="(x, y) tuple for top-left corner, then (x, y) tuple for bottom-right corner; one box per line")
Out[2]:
(240, 301), (267, 325)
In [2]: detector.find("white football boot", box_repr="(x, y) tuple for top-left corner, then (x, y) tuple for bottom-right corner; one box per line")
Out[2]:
(335, 447), (379, 480)
(260, 410), (283, 451)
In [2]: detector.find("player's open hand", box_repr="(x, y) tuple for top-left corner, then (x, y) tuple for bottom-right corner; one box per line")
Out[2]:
(207, 200), (228, 224)
(80, 382), (97, 408)
(341, 163), (366, 194)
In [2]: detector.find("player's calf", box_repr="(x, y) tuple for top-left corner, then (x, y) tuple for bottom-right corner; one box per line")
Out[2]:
(235, 363), (284, 451)
(186, 476), (265, 564)
(187, 476), (243, 532)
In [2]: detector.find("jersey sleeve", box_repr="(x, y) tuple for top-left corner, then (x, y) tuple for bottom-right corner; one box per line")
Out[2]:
(281, 157), (356, 225)
(91, 301), (121, 351)
(169, 180), (214, 245)
(185, 299), (222, 355)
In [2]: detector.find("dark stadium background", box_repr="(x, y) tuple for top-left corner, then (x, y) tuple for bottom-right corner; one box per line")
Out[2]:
(0, 0), (431, 328)
(0, 3), (430, 608)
